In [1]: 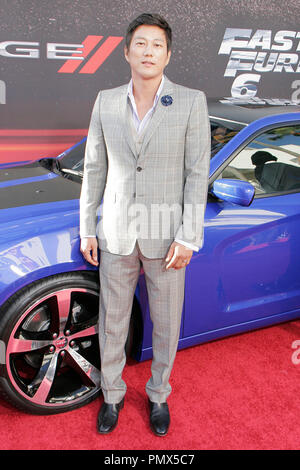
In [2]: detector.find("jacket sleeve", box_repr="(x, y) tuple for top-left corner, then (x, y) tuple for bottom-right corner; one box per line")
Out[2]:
(174, 91), (211, 249)
(79, 91), (108, 238)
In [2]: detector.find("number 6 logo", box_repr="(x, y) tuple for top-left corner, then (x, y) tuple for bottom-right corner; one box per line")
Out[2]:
(231, 73), (261, 98)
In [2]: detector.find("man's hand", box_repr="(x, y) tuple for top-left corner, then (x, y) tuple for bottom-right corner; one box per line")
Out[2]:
(80, 237), (99, 266)
(165, 241), (193, 270)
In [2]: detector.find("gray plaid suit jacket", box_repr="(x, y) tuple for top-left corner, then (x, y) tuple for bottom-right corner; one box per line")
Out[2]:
(80, 76), (211, 258)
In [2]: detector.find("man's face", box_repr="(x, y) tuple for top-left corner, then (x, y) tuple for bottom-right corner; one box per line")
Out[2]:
(124, 25), (171, 80)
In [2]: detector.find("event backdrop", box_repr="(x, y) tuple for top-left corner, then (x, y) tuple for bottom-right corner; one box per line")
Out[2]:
(0, 0), (300, 162)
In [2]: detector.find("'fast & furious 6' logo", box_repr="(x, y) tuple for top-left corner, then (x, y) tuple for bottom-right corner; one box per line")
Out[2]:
(218, 28), (300, 100)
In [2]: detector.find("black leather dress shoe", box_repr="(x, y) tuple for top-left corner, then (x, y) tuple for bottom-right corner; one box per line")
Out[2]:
(97, 397), (124, 434)
(148, 399), (170, 436)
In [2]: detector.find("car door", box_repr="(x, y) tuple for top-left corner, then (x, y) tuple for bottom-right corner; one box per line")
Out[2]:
(183, 118), (300, 339)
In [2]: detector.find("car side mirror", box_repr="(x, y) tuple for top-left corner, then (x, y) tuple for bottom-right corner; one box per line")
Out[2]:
(210, 178), (255, 207)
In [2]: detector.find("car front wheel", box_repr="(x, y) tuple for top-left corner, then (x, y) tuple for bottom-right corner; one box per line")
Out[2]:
(0, 271), (103, 415)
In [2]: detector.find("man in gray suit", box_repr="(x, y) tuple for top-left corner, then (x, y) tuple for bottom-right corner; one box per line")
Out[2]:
(80, 13), (211, 436)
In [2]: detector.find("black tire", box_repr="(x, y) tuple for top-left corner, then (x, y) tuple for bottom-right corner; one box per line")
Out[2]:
(0, 271), (103, 415)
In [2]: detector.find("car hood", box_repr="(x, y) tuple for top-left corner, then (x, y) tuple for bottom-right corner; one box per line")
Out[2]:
(0, 161), (81, 211)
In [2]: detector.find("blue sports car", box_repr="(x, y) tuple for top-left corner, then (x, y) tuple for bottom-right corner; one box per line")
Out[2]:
(0, 97), (299, 414)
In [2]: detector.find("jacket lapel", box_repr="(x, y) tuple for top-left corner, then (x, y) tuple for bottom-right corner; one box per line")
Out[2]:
(119, 76), (174, 160)
(119, 84), (138, 159)
(139, 76), (174, 156)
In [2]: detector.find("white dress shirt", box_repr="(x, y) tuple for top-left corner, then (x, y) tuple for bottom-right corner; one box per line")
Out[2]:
(85, 75), (200, 252)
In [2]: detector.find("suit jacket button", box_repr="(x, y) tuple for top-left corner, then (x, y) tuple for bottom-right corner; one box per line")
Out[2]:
(136, 166), (142, 172)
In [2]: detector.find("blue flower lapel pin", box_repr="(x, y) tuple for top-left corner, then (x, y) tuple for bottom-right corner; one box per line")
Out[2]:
(161, 95), (173, 106)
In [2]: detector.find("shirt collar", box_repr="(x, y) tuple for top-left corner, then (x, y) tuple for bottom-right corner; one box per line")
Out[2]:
(127, 75), (165, 109)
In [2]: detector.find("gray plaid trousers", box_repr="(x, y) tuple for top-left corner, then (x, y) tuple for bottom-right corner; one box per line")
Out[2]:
(98, 241), (186, 403)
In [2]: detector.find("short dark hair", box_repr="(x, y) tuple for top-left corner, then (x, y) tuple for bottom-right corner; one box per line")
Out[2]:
(125, 13), (172, 52)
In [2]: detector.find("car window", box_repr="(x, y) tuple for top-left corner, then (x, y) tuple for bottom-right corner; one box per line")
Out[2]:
(220, 125), (300, 196)
(210, 121), (241, 158)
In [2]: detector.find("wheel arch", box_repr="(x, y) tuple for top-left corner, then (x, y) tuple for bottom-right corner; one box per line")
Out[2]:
(0, 268), (145, 360)
(0, 262), (96, 311)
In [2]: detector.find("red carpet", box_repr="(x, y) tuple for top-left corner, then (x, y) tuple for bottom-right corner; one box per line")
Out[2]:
(1, 319), (300, 450)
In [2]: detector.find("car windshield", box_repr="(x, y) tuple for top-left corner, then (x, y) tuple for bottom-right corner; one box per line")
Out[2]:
(59, 140), (86, 173)
(59, 120), (242, 172)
